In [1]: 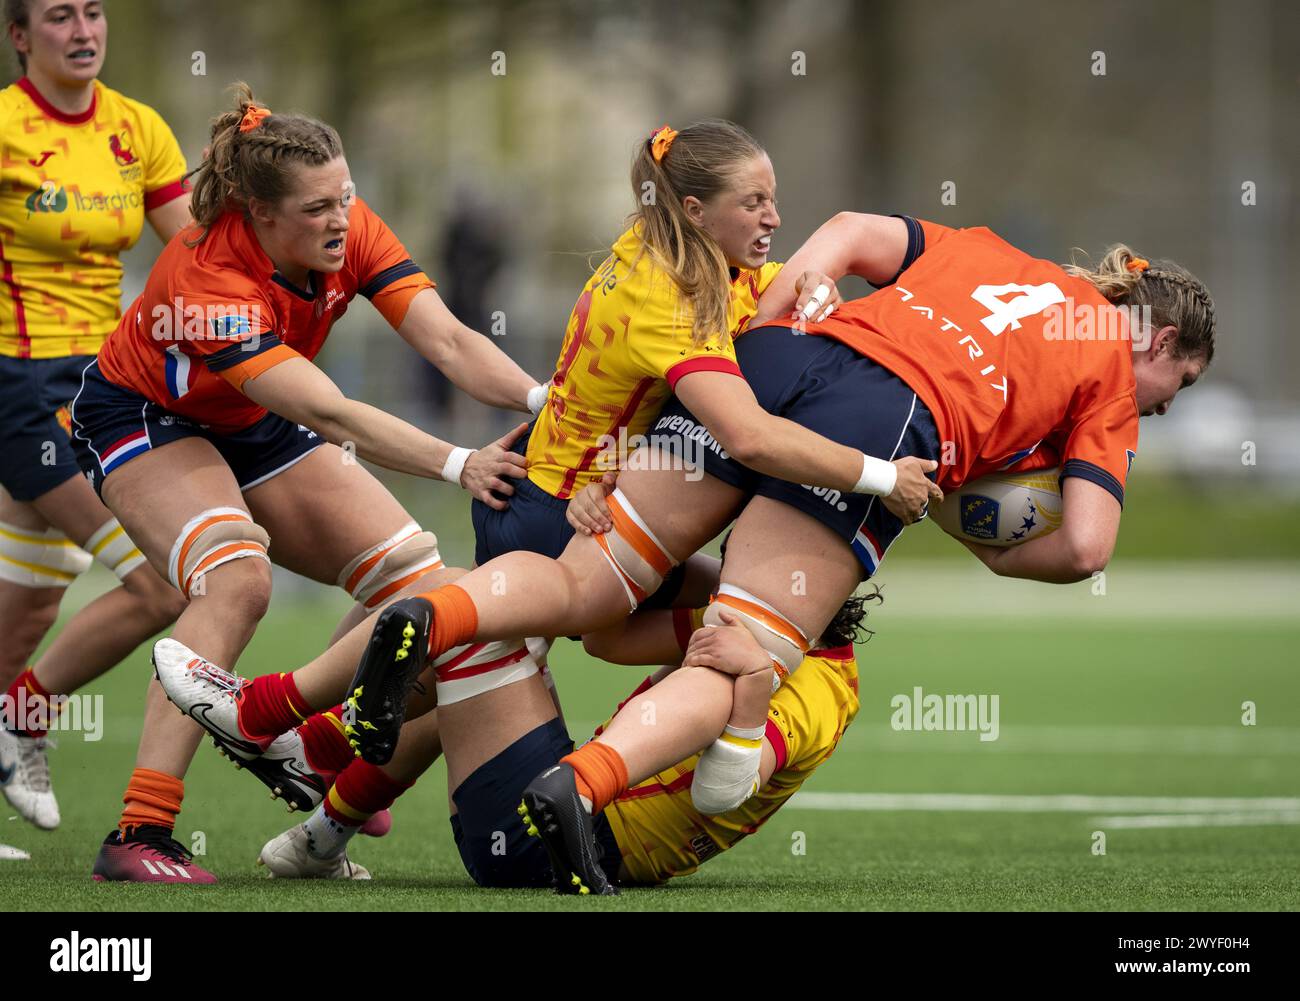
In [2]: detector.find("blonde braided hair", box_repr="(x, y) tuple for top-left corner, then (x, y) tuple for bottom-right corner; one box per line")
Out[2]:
(186, 83), (343, 243)
(1064, 244), (1216, 364)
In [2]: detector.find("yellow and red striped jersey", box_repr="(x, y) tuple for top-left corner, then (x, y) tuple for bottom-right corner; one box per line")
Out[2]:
(604, 644), (859, 885)
(0, 78), (188, 359)
(528, 225), (782, 498)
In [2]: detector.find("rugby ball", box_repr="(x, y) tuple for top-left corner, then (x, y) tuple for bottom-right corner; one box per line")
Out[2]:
(931, 468), (1063, 547)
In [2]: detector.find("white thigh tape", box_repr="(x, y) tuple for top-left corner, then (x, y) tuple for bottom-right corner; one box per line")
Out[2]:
(0, 521), (92, 587)
(433, 639), (539, 706)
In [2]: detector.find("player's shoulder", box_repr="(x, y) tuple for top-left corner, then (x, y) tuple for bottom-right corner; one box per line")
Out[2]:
(167, 221), (272, 303)
(0, 80), (26, 120)
(95, 80), (169, 130)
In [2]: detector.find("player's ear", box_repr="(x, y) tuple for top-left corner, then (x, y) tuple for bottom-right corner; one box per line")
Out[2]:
(246, 197), (275, 226)
(681, 195), (706, 226)
(1151, 324), (1179, 357)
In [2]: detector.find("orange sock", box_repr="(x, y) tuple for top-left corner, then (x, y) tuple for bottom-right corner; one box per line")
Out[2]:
(119, 768), (185, 833)
(561, 741), (628, 815)
(421, 584), (479, 657)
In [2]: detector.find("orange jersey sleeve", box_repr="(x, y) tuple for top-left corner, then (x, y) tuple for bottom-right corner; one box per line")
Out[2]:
(1059, 363), (1139, 506)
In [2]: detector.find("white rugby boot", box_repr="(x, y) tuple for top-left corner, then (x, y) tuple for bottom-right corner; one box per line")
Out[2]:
(0, 726), (60, 830)
(257, 823), (371, 880)
(151, 638), (272, 761)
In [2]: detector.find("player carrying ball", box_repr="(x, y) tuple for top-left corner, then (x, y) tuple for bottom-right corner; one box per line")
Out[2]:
(70, 84), (544, 882)
(155, 198), (1215, 895)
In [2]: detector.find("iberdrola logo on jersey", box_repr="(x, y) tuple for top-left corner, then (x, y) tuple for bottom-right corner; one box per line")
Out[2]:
(25, 180), (68, 216)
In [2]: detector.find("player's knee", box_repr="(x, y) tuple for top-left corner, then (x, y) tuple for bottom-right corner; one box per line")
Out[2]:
(704, 585), (809, 683)
(192, 555), (273, 625)
(337, 523), (443, 610)
(167, 507), (272, 617)
(121, 565), (189, 628)
(580, 627), (618, 663)
(14, 589), (61, 642)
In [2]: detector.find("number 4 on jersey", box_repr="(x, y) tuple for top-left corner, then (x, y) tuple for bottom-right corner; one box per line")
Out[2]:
(972, 282), (1065, 336)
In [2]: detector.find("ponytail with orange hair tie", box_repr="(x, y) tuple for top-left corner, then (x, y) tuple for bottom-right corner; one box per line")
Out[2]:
(239, 104), (272, 133)
(649, 124), (678, 164)
(1126, 257), (1150, 274)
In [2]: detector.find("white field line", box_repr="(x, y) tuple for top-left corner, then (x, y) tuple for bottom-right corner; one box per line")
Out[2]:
(868, 560), (1300, 620)
(1091, 812), (1300, 828)
(786, 792), (1300, 813)
(839, 724), (1300, 756)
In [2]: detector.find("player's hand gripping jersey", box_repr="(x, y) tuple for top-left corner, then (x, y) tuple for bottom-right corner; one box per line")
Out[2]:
(801, 220), (1140, 506)
(603, 644), (858, 884)
(528, 226), (782, 499)
(0, 79), (188, 359)
(95, 198), (433, 433)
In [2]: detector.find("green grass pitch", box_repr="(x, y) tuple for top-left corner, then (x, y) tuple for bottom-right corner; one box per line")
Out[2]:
(4, 578), (1297, 912)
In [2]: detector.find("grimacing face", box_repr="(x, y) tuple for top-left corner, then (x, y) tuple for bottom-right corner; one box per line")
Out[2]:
(14, 0), (107, 85)
(687, 153), (781, 271)
(250, 157), (354, 285)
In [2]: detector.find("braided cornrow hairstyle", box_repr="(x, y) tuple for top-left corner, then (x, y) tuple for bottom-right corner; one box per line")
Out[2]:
(185, 82), (343, 244)
(1064, 245), (1216, 365)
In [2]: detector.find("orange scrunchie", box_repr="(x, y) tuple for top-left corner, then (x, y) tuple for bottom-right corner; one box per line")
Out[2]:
(1126, 257), (1150, 274)
(649, 124), (678, 164)
(239, 104), (272, 133)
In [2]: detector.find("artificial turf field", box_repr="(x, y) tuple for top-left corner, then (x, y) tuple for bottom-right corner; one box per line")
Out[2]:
(3, 555), (1297, 912)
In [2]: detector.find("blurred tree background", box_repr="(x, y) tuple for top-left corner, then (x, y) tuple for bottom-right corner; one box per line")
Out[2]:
(6, 0), (1297, 566)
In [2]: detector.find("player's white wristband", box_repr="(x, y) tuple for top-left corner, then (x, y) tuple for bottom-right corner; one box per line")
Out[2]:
(853, 453), (898, 496)
(526, 383), (549, 416)
(441, 446), (473, 487)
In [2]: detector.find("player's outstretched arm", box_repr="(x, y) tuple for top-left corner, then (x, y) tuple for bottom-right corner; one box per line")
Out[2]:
(752, 212), (910, 326)
(962, 477), (1120, 584)
(674, 370), (943, 524)
(242, 356), (528, 508)
(395, 288), (541, 413)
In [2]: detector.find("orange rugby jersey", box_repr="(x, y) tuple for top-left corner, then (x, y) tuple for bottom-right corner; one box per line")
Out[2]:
(96, 197), (433, 433)
(528, 226), (782, 499)
(791, 220), (1140, 506)
(603, 644), (859, 885)
(0, 78), (188, 359)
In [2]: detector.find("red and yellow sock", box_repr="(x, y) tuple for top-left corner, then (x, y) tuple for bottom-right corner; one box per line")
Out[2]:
(3, 667), (60, 737)
(417, 584), (478, 658)
(298, 706), (355, 778)
(237, 672), (312, 740)
(323, 759), (411, 828)
(561, 741), (628, 815)
(119, 768), (184, 834)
